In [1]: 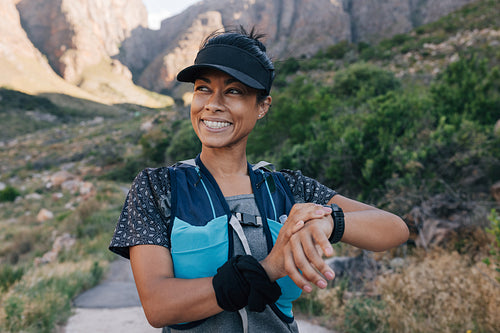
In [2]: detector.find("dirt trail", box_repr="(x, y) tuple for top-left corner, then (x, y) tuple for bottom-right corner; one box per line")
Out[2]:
(64, 257), (334, 333)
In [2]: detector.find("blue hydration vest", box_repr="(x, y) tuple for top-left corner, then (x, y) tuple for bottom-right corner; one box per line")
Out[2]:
(167, 155), (302, 329)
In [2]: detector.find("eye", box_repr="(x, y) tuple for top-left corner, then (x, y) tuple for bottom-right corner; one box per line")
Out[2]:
(226, 87), (242, 95)
(195, 85), (210, 92)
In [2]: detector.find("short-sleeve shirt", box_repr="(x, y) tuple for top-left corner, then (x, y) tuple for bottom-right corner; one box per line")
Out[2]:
(109, 166), (336, 332)
(109, 167), (336, 258)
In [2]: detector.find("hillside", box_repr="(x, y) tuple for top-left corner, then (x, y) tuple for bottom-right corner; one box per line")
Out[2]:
(0, 0), (499, 332)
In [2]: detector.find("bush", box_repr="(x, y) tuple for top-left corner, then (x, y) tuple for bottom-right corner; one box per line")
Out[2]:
(431, 55), (500, 125)
(0, 186), (20, 202)
(139, 127), (169, 164)
(342, 297), (385, 333)
(165, 119), (202, 164)
(323, 40), (352, 60)
(0, 265), (24, 292)
(331, 63), (401, 104)
(277, 57), (301, 75)
(376, 251), (500, 332)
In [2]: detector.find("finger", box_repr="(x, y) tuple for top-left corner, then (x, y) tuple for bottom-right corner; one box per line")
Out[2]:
(290, 234), (328, 289)
(308, 228), (335, 280)
(284, 246), (312, 293)
(314, 227), (334, 258)
(291, 220), (305, 233)
(288, 203), (331, 225)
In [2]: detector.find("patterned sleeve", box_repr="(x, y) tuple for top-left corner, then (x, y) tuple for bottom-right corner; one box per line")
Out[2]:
(280, 169), (337, 205)
(109, 167), (172, 259)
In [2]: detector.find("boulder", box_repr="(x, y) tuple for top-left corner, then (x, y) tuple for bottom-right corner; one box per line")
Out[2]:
(37, 208), (54, 222)
(326, 251), (379, 290)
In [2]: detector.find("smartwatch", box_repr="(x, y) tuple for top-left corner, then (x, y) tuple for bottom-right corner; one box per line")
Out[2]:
(326, 203), (345, 244)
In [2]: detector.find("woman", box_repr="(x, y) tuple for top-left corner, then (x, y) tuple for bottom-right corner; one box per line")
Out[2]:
(109, 27), (409, 332)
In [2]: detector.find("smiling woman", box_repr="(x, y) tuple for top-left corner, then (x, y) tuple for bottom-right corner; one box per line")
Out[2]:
(109, 26), (409, 333)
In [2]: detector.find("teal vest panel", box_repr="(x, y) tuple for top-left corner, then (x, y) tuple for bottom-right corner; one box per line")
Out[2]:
(167, 155), (301, 328)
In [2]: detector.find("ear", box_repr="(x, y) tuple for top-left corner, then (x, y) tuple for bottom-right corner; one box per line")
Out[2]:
(257, 96), (272, 119)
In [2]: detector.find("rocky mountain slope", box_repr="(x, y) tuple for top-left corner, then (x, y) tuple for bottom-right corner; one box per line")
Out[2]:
(125, 0), (476, 92)
(1, 0), (169, 107)
(0, 0), (95, 100)
(1, 0), (476, 99)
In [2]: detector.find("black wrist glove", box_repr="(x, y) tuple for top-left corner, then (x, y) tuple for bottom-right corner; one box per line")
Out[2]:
(212, 255), (282, 312)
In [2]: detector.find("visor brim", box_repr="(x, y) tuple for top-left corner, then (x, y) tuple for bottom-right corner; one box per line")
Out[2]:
(177, 64), (266, 91)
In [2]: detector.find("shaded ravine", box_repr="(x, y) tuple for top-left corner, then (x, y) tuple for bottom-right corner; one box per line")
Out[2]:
(64, 257), (334, 333)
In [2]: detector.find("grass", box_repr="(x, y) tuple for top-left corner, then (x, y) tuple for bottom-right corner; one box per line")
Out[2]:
(0, 179), (124, 332)
(0, 260), (104, 333)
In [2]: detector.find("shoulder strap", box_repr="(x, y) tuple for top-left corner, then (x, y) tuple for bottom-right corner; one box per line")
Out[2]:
(252, 161), (275, 172)
(177, 158), (197, 167)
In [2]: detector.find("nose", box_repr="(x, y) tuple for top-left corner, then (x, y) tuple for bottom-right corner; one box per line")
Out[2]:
(205, 91), (225, 112)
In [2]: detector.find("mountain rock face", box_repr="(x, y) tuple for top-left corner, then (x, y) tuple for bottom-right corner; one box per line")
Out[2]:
(16, 0), (147, 84)
(2, 0), (477, 96)
(134, 0), (476, 92)
(137, 11), (224, 92)
(0, 0), (45, 62)
(0, 0), (94, 98)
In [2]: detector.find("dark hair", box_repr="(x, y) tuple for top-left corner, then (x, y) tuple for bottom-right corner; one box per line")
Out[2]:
(200, 26), (274, 102)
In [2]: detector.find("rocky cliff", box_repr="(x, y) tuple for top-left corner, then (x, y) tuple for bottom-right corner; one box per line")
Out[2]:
(0, 0), (96, 99)
(1, 0), (477, 98)
(128, 0), (476, 92)
(3, 0), (169, 107)
(16, 0), (147, 84)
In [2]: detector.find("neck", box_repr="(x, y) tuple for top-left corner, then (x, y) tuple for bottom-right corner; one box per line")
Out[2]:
(199, 148), (248, 179)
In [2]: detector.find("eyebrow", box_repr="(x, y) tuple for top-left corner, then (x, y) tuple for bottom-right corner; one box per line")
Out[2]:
(196, 77), (242, 85)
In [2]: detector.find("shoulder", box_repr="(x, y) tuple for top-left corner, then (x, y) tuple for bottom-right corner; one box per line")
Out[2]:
(131, 167), (171, 194)
(278, 169), (337, 204)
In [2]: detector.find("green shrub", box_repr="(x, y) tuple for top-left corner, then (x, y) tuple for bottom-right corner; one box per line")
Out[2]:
(0, 186), (20, 202)
(165, 119), (202, 164)
(323, 40), (352, 60)
(331, 63), (401, 104)
(0, 265), (25, 292)
(101, 158), (144, 182)
(139, 127), (169, 164)
(277, 57), (301, 75)
(342, 297), (386, 333)
(431, 55), (500, 125)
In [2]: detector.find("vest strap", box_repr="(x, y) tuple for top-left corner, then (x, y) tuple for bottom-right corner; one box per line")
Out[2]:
(229, 215), (252, 255)
(238, 308), (249, 333)
(252, 161), (275, 171)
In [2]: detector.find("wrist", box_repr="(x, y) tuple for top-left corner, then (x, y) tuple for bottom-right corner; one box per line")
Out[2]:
(259, 258), (280, 282)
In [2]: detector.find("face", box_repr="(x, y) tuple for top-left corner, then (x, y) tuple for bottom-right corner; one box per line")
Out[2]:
(191, 69), (271, 150)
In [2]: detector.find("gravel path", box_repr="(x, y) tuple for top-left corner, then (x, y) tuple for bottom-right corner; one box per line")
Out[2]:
(64, 257), (334, 333)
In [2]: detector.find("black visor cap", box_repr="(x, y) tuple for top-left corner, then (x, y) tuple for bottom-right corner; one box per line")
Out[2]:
(177, 44), (274, 94)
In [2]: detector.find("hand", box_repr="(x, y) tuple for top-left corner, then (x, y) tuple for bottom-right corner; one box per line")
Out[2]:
(261, 203), (335, 292)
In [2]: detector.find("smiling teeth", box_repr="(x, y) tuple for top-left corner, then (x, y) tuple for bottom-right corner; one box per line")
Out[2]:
(204, 120), (231, 129)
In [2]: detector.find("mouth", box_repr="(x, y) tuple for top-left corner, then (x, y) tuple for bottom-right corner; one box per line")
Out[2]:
(202, 120), (232, 129)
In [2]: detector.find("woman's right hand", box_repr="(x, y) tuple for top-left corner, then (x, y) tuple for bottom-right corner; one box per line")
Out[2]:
(260, 203), (335, 292)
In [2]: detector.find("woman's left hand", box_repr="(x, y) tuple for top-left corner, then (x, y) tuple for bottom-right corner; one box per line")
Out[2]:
(261, 203), (335, 292)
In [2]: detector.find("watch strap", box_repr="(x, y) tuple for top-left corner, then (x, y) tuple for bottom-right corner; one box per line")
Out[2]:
(327, 203), (345, 244)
